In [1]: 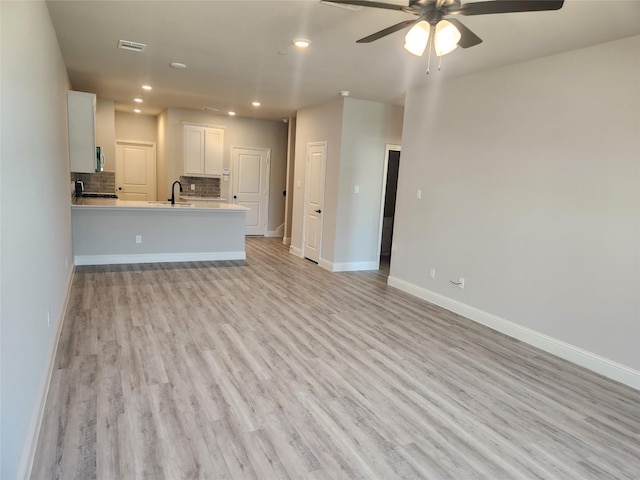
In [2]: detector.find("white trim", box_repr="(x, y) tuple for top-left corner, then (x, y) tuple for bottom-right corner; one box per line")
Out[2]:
(289, 246), (303, 257)
(387, 276), (640, 390)
(74, 251), (246, 266)
(318, 258), (333, 271)
(282, 236), (291, 246)
(20, 266), (75, 479)
(265, 223), (285, 238)
(320, 259), (379, 272)
(377, 144), (401, 263)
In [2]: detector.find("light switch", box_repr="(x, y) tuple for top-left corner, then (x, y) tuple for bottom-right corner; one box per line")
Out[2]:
(297, 180), (301, 188)
(417, 189), (422, 200)
(354, 185), (360, 194)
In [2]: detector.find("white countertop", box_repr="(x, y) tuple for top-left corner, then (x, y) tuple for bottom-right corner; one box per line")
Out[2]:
(72, 198), (248, 212)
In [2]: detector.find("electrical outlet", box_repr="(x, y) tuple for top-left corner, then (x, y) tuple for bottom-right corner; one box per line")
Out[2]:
(136, 235), (142, 244)
(47, 309), (51, 327)
(417, 189), (422, 200)
(191, 184), (195, 190)
(429, 268), (436, 279)
(65, 256), (68, 269)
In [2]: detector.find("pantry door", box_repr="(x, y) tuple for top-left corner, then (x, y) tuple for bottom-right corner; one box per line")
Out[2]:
(115, 140), (157, 201)
(303, 142), (326, 263)
(232, 147), (270, 235)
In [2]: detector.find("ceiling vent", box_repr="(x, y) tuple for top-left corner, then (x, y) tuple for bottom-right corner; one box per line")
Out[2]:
(117, 40), (147, 52)
(319, 1), (362, 11)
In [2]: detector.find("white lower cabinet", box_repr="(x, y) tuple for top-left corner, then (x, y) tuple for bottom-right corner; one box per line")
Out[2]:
(184, 125), (224, 177)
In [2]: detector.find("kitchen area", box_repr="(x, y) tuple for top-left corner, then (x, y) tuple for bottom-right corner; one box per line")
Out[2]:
(70, 90), (289, 265)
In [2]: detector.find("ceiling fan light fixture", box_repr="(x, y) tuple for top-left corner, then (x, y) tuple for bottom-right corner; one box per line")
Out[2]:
(434, 20), (461, 57)
(404, 21), (430, 57)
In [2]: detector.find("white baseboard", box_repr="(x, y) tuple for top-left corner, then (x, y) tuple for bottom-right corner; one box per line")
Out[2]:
(319, 259), (379, 272)
(19, 266), (75, 479)
(265, 223), (285, 238)
(289, 246), (303, 257)
(282, 237), (291, 246)
(319, 258), (333, 271)
(387, 276), (640, 390)
(74, 251), (246, 266)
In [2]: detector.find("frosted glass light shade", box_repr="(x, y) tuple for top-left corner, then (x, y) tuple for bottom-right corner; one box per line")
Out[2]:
(404, 21), (430, 57)
(434, 20), (461, 56)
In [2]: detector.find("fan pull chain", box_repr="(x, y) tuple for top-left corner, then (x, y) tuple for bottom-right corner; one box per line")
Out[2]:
(426, 24), (434, 75)
(438, 55), (442, 71)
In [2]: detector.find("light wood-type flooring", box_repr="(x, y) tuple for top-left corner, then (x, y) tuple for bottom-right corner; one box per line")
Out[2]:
(32, 238), (640, 479)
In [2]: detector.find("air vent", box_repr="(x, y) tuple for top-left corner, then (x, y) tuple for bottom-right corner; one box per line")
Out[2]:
(117, 40), (147, 52)
(319, 1), (362, 11)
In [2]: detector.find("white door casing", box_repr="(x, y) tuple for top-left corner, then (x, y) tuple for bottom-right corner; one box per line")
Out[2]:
(115, 140), (157, 201)
(303, 142), (327, 263)
(232, 147), (270, 235)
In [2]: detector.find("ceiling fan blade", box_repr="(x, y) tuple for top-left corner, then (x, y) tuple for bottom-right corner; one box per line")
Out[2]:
(455, 0), (564, 16)
(446, 18), (482, 48)
(356, 19), (418, 43)
(323, 0), (407, 11)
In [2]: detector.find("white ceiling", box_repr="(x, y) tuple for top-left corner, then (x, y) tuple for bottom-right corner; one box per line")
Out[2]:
(46, 0), (640, 120)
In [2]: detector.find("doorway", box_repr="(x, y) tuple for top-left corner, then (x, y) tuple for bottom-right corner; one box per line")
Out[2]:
(232, 147), (270, 236)
(115, 140), (157, 200)
(378, 145), (401, 266)
(302, 142), (327, 263)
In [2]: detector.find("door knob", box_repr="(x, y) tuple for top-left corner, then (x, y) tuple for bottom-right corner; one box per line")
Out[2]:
(315, 209), (321, 214)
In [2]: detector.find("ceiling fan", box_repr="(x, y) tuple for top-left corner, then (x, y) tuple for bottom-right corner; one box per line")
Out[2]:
(327, 0), (565, 71)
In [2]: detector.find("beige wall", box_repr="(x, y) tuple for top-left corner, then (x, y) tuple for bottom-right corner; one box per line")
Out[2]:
(115, 111), (157, 143)
(1, 2), (73, 477)
(335, 98), (404, 266)
(291, 99), (344, 261)
(291, 98), (403, 268)
(391, 35), (640, 376)
(163, 108), (288, 233)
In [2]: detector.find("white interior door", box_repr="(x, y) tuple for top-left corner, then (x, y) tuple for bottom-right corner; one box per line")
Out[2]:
(115, 140), (157, 201)
(232, 147), (270, 235)
(303, 142), (326, 263)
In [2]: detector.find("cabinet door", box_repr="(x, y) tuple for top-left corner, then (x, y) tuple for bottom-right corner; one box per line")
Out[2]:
(184, 126), (205, 175)
(203, 128), (224, 176)
(68, 91), (97, 173)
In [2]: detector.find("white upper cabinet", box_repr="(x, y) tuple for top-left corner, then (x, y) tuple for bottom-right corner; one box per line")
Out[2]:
(68, 91), (97, 173)
(184, 125), (224, 177)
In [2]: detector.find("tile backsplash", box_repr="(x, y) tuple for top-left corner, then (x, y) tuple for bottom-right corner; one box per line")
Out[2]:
(180, 176), (221, 198)
(71, 171), (115, 194)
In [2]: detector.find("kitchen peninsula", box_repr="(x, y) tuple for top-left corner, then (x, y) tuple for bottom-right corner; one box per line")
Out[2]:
(72, 198), (248, 265)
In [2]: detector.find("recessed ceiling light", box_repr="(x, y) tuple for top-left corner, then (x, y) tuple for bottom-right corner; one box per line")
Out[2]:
(252, 101), (261, 107)
(134, 109), (142, 113)
(142, 85), (152, 91)
(228, 111), (236, 116)
(134, 98), (143, 103)
(293, 39), (311, 48)
(170, 62), (187, 69)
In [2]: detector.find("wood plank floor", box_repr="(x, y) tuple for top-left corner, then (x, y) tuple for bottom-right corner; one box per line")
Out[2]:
(32, 237), (640, 479)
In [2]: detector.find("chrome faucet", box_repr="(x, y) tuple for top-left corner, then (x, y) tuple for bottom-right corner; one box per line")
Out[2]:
(169, 180), (183, 205)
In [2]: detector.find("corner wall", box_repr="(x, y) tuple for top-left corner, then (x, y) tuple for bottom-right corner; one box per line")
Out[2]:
(390, 35), (640, 383)
(0, 2), (74, 477)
